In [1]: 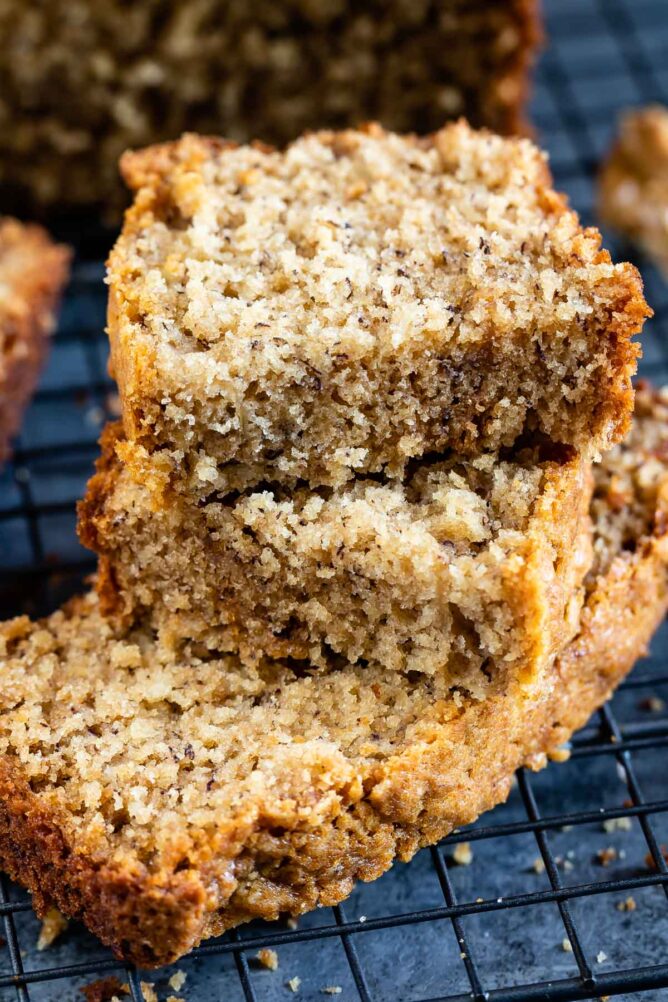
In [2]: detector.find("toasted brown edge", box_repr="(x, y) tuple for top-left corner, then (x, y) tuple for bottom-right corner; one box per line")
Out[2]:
(0, 219), (71, 462)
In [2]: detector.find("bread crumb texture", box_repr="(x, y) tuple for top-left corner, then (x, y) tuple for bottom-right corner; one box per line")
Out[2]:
(599, 105), (668, 276)
(0, 218), (70, 462)
(108, 123), (648, 495)
(590, 382), (668, 579)
(452, 842), (473, 865)
(0, 1), (540, 214)
(1, 389), (668, 966)
(80, 426), (592, 693)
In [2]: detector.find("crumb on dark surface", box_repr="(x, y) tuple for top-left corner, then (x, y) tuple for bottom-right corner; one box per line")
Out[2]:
(602, 816), (632, 833)
(81, 976), (128, 1002)
(452, 842), (473, 866)
(255, 947), (279, 970)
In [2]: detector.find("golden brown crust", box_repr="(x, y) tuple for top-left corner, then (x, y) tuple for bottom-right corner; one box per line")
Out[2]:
(205, 518), (668, 936)
(0, 219), (71, 462)
(0, 759), (209, 967)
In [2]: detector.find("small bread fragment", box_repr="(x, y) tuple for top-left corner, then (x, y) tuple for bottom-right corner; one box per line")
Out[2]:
(108, 123), (648, 496)
(599, 105), (668, 275)
(0, 219), (70, 462)
(1, 387), (667, 967)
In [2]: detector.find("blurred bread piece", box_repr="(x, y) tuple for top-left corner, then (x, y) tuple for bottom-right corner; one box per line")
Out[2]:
(1, 384), (667, 967)
(0, 220), (70, 463)
(0, 0), (541, 216)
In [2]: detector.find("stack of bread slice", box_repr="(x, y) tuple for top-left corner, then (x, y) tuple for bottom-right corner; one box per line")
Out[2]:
(0, 121), (663, 967)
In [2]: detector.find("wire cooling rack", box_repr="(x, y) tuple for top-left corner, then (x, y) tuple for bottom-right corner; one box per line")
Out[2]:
(2, 1), (668, 999)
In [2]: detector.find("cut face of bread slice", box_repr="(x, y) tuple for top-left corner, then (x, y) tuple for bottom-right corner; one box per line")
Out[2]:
(107, 124), (648, 495)
(80, 430), (592, 693)
(2, 385), (668, 968)
(599, 105), (668, 276)
(0, 0), (541, 215)
(0, 219), (70, 462)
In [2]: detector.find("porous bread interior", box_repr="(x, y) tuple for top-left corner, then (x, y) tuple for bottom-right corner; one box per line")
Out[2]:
(2, 388), (667, 902)
(109, 122), (647, 493)
(82, 433), (591, 691)
(0, 598), (472, 874)
(0, 0), (539, 214)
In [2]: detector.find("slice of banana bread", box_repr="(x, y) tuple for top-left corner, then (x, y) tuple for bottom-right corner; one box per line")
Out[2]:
(599, 105), (668, 276)
(0, 0), (540, 216)
(2, 384), (668, 967)
(0, 219), (70, 462)
(80, 429), (592, 692)
(108, 124), (648, 495)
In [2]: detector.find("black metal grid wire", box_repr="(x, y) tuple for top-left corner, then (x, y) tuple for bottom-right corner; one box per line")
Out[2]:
(2, 1), (668, 999)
